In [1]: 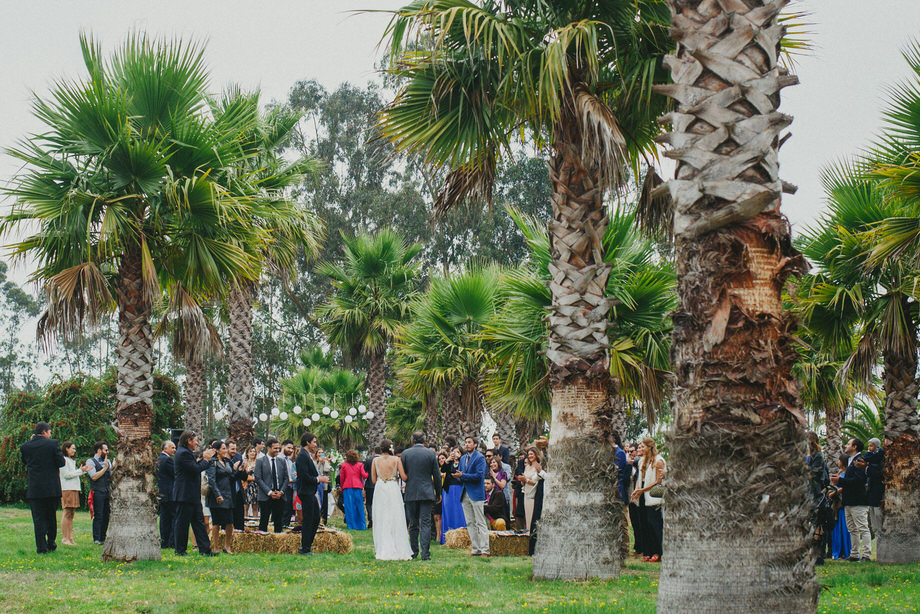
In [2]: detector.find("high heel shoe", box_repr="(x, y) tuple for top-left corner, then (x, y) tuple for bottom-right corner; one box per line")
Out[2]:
(649, 554), (660, 563)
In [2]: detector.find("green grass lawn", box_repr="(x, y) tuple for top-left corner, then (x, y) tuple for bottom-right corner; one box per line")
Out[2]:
(0, 506), (917, 613)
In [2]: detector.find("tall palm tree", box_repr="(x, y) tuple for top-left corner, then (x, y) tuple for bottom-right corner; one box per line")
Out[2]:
(481, 205), (674, 569)
(317, 229), (421, 447)
(398, 265), (504, 442)
(799, 162), (920, 565)
(2, 35), (259, 561)
(217, 93), (324, 450)
(653, 2), (816, 610)
(377, 0), (672, 580)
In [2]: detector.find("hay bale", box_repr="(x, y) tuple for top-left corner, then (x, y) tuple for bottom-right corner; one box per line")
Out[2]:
(210, 528), (353, 554)
(445, 528), (471, 549)
(488, 531), (529, 556)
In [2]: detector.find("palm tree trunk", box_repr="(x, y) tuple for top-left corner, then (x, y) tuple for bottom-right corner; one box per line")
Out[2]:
(441, 386), (462, 445)
(878, 345), (920, 563)
(102, 246), (161, 562)
(825, 406), (843, 463)
(655, 1), (816, 610)
(364, 349), (387, 448)
(533, 115), (623, 581)
(425, 390), (440, 445)
(491, 407), (519, 455)
(515, 417), (542, 450)
(226, 281), (255, 450)
(183, 357), (206, 433)
(459, 382), (483, 442)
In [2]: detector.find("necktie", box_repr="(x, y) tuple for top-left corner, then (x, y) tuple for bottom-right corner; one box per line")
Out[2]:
(271, 457), (278, 491)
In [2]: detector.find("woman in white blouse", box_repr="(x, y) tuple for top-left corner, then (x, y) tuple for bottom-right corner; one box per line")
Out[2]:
(59, 441), (87, 545)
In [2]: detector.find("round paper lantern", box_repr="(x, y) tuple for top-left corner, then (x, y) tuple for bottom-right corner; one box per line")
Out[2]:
(280, 412), (288, 420)
(293, 406), (302, 415)
(349, 407), (357, 416)
(271, 407), (280, 417)
(330, 410), (339, 419)
(259, 413), (268, 422)
(365, 411), (374, 420)
(345, 415), (353, 424)
(303, 418), (312, 427)
(311, 413), (320, 422)
(322, 406), (331, 415)
(358, 404), (366, 413)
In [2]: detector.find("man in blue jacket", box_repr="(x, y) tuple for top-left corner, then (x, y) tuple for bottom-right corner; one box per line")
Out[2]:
(453, 436), (490, 556)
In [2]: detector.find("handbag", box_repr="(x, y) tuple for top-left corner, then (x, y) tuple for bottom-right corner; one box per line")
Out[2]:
(647, 484), (664, 499)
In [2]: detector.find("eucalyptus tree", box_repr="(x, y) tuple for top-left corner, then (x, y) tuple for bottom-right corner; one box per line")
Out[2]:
(2, 35), (260, 561)
(799, 161), (920, 565)
(377, 0), (672, 580)
(218, 92), (323, 450)
(398, 265), (504, 443)
(317, 229), (421, 447)
(652, 1), (816, 609)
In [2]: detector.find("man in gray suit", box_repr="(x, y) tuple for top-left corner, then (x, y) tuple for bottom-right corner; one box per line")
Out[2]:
(401, 431), (442, 560)
(255, 438), (288, 532)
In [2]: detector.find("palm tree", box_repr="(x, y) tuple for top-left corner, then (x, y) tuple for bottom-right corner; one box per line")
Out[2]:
(317, 229), (421, 448)
(377, 0), (672, 580)
(799, 161), (920, 565)
(481, 205), (674, 569)
(218, 92), (324, 450)
(398, 265), (504, 443)
(653, 2), (816, 609)
(2, 35), (259, 561)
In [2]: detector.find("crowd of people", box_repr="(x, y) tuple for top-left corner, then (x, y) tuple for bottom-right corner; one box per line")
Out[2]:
(26, 418), (885, 566)
(807, 433), (885, 563)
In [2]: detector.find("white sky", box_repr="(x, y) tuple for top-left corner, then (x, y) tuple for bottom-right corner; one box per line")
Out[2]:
(1, 0), (920, 254)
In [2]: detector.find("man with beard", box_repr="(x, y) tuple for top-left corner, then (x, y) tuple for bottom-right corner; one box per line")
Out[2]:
(86, 442), (113, 545)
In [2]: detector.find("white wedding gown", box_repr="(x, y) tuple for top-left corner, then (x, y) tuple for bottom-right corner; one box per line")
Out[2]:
(372, 459), (413, 560)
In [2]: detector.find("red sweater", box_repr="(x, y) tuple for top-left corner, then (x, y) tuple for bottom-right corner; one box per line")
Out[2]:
(340, 461), (368, 489)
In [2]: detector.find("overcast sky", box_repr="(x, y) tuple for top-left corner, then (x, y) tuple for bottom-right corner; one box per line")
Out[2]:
(2, 0), (920, 248)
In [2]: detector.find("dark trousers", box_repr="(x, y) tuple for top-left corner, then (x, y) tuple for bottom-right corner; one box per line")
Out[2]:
(639, 499), (663, 557)
(28, 497), (58, 553)
(320, 487), (329, 524)
(92, 491), (111, 543)
(233, 490), (245, 531)
(628, 502), (644, 553)
(159, 499), (176, 548)
(174, 501), (211, 554)
(259, 497), (284, 532)
(282, 491), (294, 528)
(364, 486), (374, 527)
(406, 499), (433, 559)
(298, 491), (320, 553)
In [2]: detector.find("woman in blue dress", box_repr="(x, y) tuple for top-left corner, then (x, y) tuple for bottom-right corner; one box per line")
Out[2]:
(829, 454), (851, 560)
(440, 448), (466, 543)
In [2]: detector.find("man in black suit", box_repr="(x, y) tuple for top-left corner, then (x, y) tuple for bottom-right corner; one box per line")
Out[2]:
(402, 431), (442, 560)
(157, 440), (176, 549)
(227, 441), (246, 531)
(491, 434), (511, 466)
(172, 430), (217, 556)
(19, 422), (65, 554)
(363, 447), (378, 529)
(255, 438), (288, 532)
(483, 476), (509, 529)
(295, 432), (331, 554)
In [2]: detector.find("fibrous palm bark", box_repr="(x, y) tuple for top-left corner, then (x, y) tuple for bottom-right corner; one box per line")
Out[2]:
(183, 357), (206, 434)
(364, 350), (388, 449)
(424, 390), (440, 445)
(655, 1), (815, 610)
(102, 247), (161, 562)
(533, 110), (623, 581)
(824, 406), (843, 463)
(878, 343), (920, 563)
(490, 407), (519, 455)
(441, 387), (462, 444)
(226, 281), (255, 450)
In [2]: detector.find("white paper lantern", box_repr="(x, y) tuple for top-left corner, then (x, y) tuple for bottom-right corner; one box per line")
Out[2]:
(311, 413), (320, 422)
(259, 413), (268, 422)
(358, 404), (366, 413)
(271, 407), (280, 417)
(366, 411), (374, 420)
(293, 406), (302, 415)
(345, 415), (353, 424)
(280, 412), (289, 420)
(330, 410), (339, 419)
(303, 418), (312, 427)
(349, 407), (357, 416)
(322, 406), (331, 415)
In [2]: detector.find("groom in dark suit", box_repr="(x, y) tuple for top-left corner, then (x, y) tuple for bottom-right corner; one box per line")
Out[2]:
(19, 422), (65, 554)
(401, 431), (442, 560)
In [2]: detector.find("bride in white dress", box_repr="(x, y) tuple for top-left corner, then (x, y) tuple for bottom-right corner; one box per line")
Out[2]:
(371, 440), (413, 560)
